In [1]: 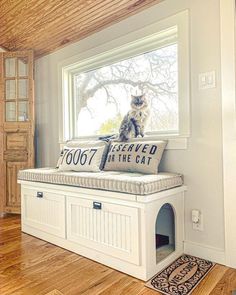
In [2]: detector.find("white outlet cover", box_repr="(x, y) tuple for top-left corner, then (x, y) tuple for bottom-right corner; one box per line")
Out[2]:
(192, 214), (204, 231)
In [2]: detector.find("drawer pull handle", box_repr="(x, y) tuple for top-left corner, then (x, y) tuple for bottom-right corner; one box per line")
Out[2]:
(93, 202), (102, 210)
(37, 192), (43, 198)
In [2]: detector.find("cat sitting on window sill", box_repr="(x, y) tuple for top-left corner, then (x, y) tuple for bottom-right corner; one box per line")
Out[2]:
(99, 94), (150, 143)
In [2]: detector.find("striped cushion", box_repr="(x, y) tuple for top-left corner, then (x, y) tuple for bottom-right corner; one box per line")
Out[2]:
(18, 168), (183, 195)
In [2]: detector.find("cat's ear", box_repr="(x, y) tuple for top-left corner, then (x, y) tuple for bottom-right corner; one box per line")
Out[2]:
(131, 94), (135, 98)
(141, 94), (145, 98)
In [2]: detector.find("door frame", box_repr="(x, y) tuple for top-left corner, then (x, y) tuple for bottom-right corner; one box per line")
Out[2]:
(220, 0), (236, 267)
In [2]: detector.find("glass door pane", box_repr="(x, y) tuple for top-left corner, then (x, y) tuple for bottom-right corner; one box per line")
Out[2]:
(18, 79), (28, 99)
(3, 52), (32, 123)
(18, 101), (28, 121)
(5, 80), (16, 100)
(6, 102), (16, 121)
(18, 58), (28, 77)
(5, 58), (16, 77)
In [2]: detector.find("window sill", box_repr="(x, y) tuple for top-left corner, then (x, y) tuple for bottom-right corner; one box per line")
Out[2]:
(59, 135), (188, 150)
(164, 136), (188, 150)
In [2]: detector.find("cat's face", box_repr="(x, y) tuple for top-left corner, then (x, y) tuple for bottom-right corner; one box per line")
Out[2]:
(131, 94), (148, 109)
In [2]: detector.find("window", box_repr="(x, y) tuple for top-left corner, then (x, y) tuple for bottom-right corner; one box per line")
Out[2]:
(72, 44), (178, 137)
(61, 11), (189, 144)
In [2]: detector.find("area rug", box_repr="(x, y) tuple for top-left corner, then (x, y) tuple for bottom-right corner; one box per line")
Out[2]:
(145, 254), (215, 295)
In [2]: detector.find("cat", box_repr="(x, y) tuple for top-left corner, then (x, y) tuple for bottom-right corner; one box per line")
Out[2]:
(118, 94), (150, 142)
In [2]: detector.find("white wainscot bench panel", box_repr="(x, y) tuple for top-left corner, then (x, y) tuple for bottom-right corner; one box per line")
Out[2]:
(67, 196), (140, 264)
(22, 187), (66, 238)
(20, 181), (186, 281)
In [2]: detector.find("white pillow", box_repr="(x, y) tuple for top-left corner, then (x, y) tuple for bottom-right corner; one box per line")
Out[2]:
(103, 141), (167, 174)
(58, 145), (107, 172)
(66, 140), (109, 169)
(56, 140), (109, 170)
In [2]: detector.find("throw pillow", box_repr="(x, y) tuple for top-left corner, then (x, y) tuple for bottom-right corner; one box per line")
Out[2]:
(58, 144), (107, 172)
(103, 141), (167, 174)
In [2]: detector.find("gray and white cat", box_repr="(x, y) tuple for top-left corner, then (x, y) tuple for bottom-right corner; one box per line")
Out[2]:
(118, 94), (150, 142)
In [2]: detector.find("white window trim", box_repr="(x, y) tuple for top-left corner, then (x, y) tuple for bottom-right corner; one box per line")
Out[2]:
(58, 10), (190, 150)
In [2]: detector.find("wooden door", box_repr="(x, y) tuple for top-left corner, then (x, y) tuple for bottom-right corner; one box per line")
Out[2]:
(0, 51), (34, 214)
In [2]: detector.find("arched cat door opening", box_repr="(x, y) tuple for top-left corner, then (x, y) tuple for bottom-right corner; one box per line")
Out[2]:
(155, 203), (175, 263)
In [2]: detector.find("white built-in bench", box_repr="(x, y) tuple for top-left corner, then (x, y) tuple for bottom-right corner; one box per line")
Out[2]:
(18, 168), (186, 281)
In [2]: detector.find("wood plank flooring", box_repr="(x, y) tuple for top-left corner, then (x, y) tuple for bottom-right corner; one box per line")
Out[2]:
(0, 214), (236, 295)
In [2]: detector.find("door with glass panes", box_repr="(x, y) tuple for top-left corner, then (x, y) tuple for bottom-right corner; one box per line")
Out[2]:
(0, 51), (34, 214)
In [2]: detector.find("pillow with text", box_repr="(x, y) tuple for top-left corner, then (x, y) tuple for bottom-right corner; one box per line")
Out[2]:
(58, 145), (107, 172)
(103, 141), (167, 174)
(56, 140), (109, 170)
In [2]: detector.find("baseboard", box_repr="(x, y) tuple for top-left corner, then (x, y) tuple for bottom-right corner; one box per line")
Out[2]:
(225, 254), (236, 269)
(184, 240), (226, 265)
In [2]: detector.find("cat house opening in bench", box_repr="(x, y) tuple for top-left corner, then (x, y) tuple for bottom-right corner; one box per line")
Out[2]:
(155, 203), (175, 263)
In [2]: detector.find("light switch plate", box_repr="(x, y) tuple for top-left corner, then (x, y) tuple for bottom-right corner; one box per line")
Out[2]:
(199, 71), (216, 90)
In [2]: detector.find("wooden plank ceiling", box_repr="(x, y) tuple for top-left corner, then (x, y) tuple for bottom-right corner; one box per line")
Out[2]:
(0, 0), (164, 58)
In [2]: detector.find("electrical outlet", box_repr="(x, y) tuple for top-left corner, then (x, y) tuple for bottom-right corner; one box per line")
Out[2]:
(192, 212), (204, 231)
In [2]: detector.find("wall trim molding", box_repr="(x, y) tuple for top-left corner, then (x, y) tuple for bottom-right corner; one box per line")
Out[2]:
(220, 0), (236, 268)
(184, 240), (225, 265)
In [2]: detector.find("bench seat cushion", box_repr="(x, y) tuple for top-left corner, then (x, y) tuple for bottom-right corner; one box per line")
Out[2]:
(18, 168), (183, 196)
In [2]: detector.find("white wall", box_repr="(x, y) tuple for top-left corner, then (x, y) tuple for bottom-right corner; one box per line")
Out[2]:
(35, 0), (225, 258)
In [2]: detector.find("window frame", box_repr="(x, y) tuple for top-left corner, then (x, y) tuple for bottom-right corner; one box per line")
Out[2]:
(59, 11), (190, 149)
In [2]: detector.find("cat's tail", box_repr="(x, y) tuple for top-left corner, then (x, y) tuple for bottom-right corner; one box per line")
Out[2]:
(98, 134), (118, 142)
(98, 134), (128, 142)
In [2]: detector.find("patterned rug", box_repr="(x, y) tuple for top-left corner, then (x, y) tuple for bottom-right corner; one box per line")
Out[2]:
(145, 254), (215, 295)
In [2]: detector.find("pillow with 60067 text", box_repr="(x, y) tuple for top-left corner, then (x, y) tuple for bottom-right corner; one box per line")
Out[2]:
(103, 141), (167, 174)
(58, 146), (106, 172)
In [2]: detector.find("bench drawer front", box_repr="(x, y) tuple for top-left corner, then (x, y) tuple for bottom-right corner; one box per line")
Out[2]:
(67, 196), (140, 265)
(22, 188), (66, 238)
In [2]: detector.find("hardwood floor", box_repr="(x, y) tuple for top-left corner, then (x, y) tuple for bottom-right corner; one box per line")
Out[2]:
(0, 215), (236, 295)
